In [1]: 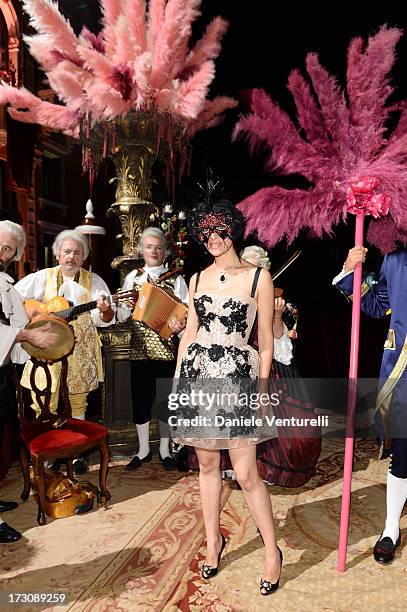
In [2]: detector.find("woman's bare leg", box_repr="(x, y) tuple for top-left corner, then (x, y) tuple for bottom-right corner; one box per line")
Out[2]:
(229, 445), (280, 582)
(195, 447), (223, 567)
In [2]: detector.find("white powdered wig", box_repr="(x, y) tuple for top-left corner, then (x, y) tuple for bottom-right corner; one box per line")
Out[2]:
(138, 226), (171, 257)
(0, 220), (26, 261)
(52, 229), (89, 260)
(241, 245), (271, 270)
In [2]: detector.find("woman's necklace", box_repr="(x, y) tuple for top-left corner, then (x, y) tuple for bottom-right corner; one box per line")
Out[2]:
(217, 260), (240, 283)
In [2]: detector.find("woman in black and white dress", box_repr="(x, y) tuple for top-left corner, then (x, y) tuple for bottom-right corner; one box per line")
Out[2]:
(171, 200), (282, 596)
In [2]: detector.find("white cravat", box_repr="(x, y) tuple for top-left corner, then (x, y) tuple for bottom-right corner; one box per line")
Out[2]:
(140, 264), (167, 281)
(58, 278), (88, 305)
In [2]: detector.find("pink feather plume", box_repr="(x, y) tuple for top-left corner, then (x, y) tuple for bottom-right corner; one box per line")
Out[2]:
(234, 27), (407, 254)
(185, 16), (229, 69)
(124, 0), (147, 55)
(1, 0), (235, 157)
(188, 96), (238, 136)
(23, 0), (81, 67)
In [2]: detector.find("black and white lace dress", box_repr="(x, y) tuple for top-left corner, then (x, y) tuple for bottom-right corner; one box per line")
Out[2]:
(171, 268), (276, 449)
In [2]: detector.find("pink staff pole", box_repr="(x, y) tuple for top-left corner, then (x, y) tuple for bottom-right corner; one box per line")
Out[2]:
(337, 212), (365, 572)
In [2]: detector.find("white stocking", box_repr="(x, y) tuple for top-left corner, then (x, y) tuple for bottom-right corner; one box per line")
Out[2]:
(136, 422), (150, 459)
(158, 421), (171, 458)
(382, 471), (407, 543)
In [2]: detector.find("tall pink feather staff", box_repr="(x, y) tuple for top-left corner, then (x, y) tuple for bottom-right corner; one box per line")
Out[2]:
(339, 178), (390, 571)
(233, 26), (407, 571)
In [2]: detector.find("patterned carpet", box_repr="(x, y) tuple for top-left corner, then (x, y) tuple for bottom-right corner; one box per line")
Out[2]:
(0, 439), (406, 611)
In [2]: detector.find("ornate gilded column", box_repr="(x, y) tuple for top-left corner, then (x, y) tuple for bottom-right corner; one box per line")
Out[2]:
(104, 112), (169, 279)
(108, 147), (157, 280)
(96, 114), (166, 448)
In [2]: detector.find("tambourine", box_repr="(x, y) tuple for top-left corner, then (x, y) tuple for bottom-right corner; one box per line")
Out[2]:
(22, 314), (75, 362)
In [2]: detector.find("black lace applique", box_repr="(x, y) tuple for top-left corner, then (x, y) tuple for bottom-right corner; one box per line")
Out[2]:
(194, 295), (216, 331)
(219, 299), (249, 337)
(208, 345), (225, 362)
(226, 347), (252, 378)
(179, 343), (202, 378)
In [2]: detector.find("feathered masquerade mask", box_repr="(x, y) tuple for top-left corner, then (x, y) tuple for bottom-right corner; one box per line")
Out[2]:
(187, 199), (245, 244)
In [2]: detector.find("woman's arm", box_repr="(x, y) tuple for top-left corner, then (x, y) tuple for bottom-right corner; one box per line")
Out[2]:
(256, 269), (275, 380)
(175, 274), (199, 367)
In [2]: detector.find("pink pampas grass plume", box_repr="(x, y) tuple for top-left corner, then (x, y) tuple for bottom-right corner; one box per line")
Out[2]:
(185, 16), (229, 70)
(234, 26), (407, 254)
(124, 0), (147, 55)
(23, 0), (81, 67)
(0, 0), (236, 175)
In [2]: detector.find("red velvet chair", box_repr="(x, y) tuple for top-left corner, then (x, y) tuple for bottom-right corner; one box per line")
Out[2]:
(17, 358), (111, 525)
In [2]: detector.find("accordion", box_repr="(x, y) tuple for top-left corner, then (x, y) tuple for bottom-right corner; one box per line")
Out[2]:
(133, 281), (187, 340)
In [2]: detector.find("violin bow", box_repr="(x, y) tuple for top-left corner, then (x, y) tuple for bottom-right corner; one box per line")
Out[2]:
(271, 249), (302, 282)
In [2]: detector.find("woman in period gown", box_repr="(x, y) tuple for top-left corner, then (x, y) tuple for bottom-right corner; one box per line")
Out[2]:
(171, 200), (282, 596)
(241, 246), (321, 487)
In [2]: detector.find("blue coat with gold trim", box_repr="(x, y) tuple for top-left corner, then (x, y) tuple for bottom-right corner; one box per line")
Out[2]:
(336, 248), (407, 383)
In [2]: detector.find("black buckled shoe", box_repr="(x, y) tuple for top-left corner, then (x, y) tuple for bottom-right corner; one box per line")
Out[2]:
(201, 533), (227, 579)
(373, 532), (401, 564)
(0, 522), (22, 543)
(0, 500), (18, 513)
(260, 547), (283, 596)
(158, 452), (176, 471)
(73, 458), (88, 475)
(126, 450), (153, 471)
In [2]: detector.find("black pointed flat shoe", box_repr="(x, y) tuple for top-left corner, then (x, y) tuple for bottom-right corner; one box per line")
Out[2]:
(125, 450), (153, 471)
(201, 533), (227, 579)
(260, 547), (283, 595)
(373, 531), (401, 564)
(0, 500), (18, 513)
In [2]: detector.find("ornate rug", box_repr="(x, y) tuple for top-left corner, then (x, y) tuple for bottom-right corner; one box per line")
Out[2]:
(1, 440), (406, 611)
(165, 439), (407, 611)
(0, 461), (230, 612)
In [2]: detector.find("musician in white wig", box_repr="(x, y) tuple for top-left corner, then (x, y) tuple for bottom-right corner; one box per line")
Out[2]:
(117, 226), (188, 471)
(0, 220), (55, 543)
(15, 229), (114, 474)
(241, 244), (321, 488)
(241, 245), (293, 363)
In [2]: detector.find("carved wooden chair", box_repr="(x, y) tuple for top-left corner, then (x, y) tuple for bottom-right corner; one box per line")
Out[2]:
(16, 358), (111, 525)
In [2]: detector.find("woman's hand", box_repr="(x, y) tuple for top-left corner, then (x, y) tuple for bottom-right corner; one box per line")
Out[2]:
(273, 296), (285, 339)
(274, 297), (286, 319)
